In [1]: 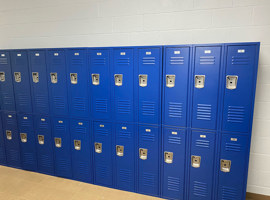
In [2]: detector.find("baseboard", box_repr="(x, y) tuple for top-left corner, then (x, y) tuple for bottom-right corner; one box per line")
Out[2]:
(246, 192), (270, 200)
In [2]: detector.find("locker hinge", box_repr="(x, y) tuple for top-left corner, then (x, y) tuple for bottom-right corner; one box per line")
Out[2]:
(20, 133), (27, 143)
(116, 145), (124, 156)
(195, 75), (205, 89)
(74, 140), (81, 150)
(226, 75), (238, 90)
(166, 75), (175, 88)
(6, 130), (12, 140)
(164, 151), (173, 164)
(191, 155), (201, 168)
(38, 135), (44, 145)
(70, 73), (78, 84)
(14, 72), (21, 83)
(139, 148), (148, 160)
(32, 72), (39, 83)
(220, 159), (231, 173)
(95, 142), (102, 153)
(114, 74), (123, 86)
(139, 74), (148, 87)
(91, 74), (100, 85)
(0, 72), (5, 82)
(54, 138), (62, 148)
(50, 73), (58, 84)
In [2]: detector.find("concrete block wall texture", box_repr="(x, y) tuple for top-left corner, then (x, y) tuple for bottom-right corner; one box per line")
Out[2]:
(0, 0), (270, 196)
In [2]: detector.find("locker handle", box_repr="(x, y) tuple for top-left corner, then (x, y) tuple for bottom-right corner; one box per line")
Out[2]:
(70, 73), (77, 84)
(54, 138), (62, 148)
(14, 72), (21, 83)
(114, 74), (123, 86)
(166, 75), (175, 88)
(220, 159), (231, 173)
(139, 148), (148, 160)
(20, 133), (27, 143)
(0, 72), (5, 82)
(38, 135), (44, 145)
(116, 145), (124, 157)
(50, 73), (58, 84)
(226, 75), (238, 90)
(191, 155), (201, 168)
(6, 130), (12, 140)
(74, 140), (81, 150)
(91, 74), (100, 85)
(194, 75), (205, 89)
(139, 74), (148, 87)
(32, 72), (39, 83)
(95, 142), (102, 153)
(164, 151), (173, 164)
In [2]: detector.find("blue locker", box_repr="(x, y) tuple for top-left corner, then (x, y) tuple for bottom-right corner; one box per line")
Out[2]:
(2, 112), (21, 168)
(17, 114), (37, 171)
(192, 46), (222, 130)
(47, 49), (69, 116)
(217, 133), (249, 200)
(113, 48), (134, 122)
(67, 49), (90, 118)
(34, 115), (54, 175)
(0, 114), (6, 165)
(138, 48), (162, 125)
(89, 49), (111, 120)
(138, 125), (160, 196)
(93, 121), (113, 187)
(11, 50), (32, 113)
(70, 119), (91, 182)
(28, 50), (50, 114)
(163, 47), (190, 127)
(162, 127), (186, 200)
(222, 44), (259, 133)
(188, 130), (216, 200)
(115, 123), (135, 192)
(0, 51), (16, 111)
(52, 117), (72, 178)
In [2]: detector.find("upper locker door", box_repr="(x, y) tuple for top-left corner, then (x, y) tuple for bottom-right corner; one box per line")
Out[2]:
(11, 51), (32, 113)
(222, 45), (258, 133)
(192, 46), (222, 130)
(163, 47), (190, 127)
(47, 49), (69, 116)
(89, 49), (111, 120)
(138, 47), (162, 125)
(113, 48), (134, 122)
(28, 50), (50, 114)
(67, 49), (89, 118)
(0, 51), (16, 111)
(0, 114), (7, 165)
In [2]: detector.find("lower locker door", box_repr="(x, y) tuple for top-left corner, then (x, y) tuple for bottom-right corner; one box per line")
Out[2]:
(0, 115), (7, 165)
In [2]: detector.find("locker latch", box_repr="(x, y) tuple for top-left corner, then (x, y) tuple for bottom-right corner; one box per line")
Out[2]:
(139, 75), (148, 87)
(95, 142), (102, 153)
(191, 155), (201, 168)
(14, 72), (21, 83)
(0, 72), (5, 82)
(139, 148), (148, 160)
(114, 74), (123, 86)
(20, 133), (27, 143)
(220, 159), (231, 173)
(38, 135), (44, 145)
(116, 145), (124, 157)
(91, 74), (100, 85)
(54, 138), (62, 148)
(166, 75), (175, 88)
(195, 75), (205, 89)
(70, 73), (78, 84)
(74, 140), (81, 150)
(164, 151), (173, 164)
(50, 73), (58, 84)
(32, 72), (39, 83)
(226, 75), (238, 90)
(6, 130), (12, 140)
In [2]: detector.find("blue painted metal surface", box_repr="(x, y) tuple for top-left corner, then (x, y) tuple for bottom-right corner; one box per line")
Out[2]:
(0, 114), (7, 165)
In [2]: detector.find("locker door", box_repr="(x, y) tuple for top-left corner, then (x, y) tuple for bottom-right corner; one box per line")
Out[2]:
(47, 50), (69, 116)
(29, 50), (50, 114)
(2, 112), (21, 168)
(138, 125), (160, 196)
(93, 122), (113, 187)
(17, 114), (37, 171)
(217, 134), (249, 200)
(189, 131), (215, 200)
(67, 49), (89, 118)
(163, 47), (190, 127)
(162, 127), (186, 200)
(35, 116), (54, 175)
(192, 46), (222, 130)
(70, 119), (91, 182)
(222, 45), (258, 133)
(0, 51), (16, 111)
(113, 48), (134, 122)
(89, 49), (111, 120)
(0, 115), (6, 165)
(138, 48), (162, 125)
(11, 51), (32, 113)
(115, 123), (135, 192)
(52, 118), (72, 178)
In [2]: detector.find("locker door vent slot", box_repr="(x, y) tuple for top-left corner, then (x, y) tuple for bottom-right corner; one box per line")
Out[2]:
(191, 155), (201, 168)
(14, 72), (21, 83)
(74, 140), (81, 150)
(38, 135), (44, 145)
(92, 74), (100, 85)
(116, 145), (124, 156)
(226, 75), (238, 90)
(50, 73), (58, 84)
(114, 74), (123, 86)
(70, 73), (77, 84)
(54, 138), (62, 148)
(32, 72), (39, 83)
(166, 75), (175, 88)
(95, 142), (102, 153)
(139, 74), (148, 87)
(6, 130), (12, 140)
(220, 159), (231, 173)
(195, 75), (205, 88)
(139, 148), (148, 160)
(20, 133), (27, 143)
(0, 72), (5, 82)
(164, 151), (173, 164)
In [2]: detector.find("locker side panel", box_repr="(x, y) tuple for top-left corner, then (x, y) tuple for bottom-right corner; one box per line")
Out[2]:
(162, 127), (186, 200)
(163, 47), (190, 127)
(0, 114), (6, 165)
(192, 46), (222, 130)
(11, 51), (32, 113)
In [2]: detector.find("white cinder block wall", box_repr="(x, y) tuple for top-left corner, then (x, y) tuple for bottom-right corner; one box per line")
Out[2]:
(0, 0), (270, 196)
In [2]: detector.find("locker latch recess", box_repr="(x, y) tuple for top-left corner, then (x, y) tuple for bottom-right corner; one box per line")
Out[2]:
(191, 155), (201, 168)
(166, 75), (175, 88)
(14, 72), (21, 83)
(74, 140), (81, 150)
(220, 159), (231, 173)
(195, 75), (205, 89)
(50, 73), (58, 84)
(0, 72), (5, 82)
(6, 130), (12, 140)
(139, 148), (148, 160)
(114, 74), (123, 86)
(91, 74), (100, 85)
(20, 133), (27, 143)
(32, 72), (39, 83)
(54, 138), (62, 148)
(226, 75), (238, 90)
(164, 151), (173, 164)
(38, 135), (44, 145)
(139, 75), (148, 87)
(95, 142), (102, 153)
(116, 145), (124, 157)
(70, 73), (78, 84)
